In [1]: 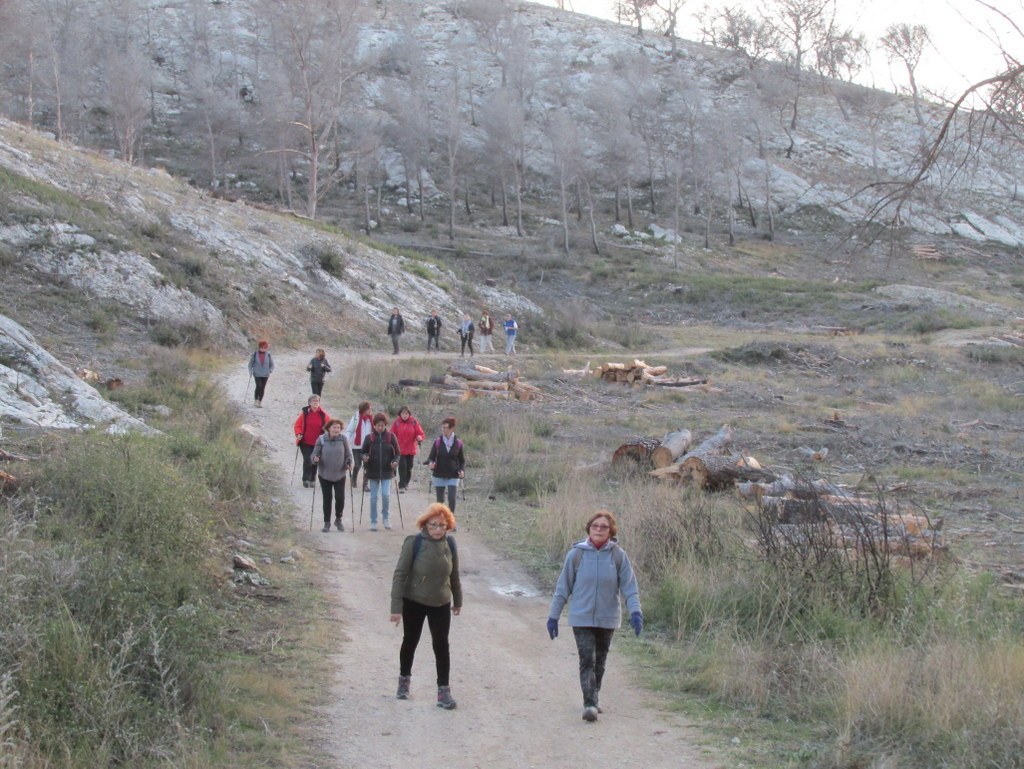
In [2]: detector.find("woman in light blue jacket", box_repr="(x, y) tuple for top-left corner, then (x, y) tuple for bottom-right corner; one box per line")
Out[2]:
(546, 510), (643, 723)
(247, 339), (275, 407)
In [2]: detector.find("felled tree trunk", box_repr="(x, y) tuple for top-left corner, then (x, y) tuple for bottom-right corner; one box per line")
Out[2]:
(611, 437), (661, 469)
(651, 429), (693, 468)
(448, 361), (518, 383)
(679, 453), (772, 491)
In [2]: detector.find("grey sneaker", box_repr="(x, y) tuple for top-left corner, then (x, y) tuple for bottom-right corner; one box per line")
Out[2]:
(383, 519), (392, 530)
(436, 686), (457, 710)
(321, 523), (331, 533)
(582, 706), (599, 722)
(334, 519), (344, 531)
(396, 675), (411, 700)
(369, 524), (378, 532)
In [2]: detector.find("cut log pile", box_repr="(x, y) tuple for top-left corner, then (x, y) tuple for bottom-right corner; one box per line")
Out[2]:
(737, 476), (944, 560)
(646, 425), (775, 490)
(588, 359), (709, 388)
(395, 362), (542, 401)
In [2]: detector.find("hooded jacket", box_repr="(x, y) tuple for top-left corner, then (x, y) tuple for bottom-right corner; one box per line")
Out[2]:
(361, 429), (400, 480)
(392, 415), (426, 455)
(311, 432), (353, 482)
(391, 533), (462, 612)
(548, 539), (641, 630)
(248, 350), (275, 377)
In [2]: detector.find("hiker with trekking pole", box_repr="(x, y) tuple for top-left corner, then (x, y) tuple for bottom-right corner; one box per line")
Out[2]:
(311, 419), (353, 533)
(247, 339), (275, 407)
(392, 405), (426, 494)
(293, 395), (331, 488)
(546, 510), (643, 723)
(306, 348), (332, 396)
(390, 502), (461, 710)
(361, 412), (400, 531)
(426, 416), (465, 515)
(344, 401), (374, 494)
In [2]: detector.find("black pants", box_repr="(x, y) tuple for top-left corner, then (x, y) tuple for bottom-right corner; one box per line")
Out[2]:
(253, 376), (268, 401)
(391, 334), (401, 354)
(427, 332), (439, 351)
(351, 449), (364, 487)
(398, 454), (415, 490)
(299, 443), (316, 483)
(400, 598), (452, 686)
(318, 476), (346, 523)
(573, 627), (614, 708)
(460, 333), (474, 356)
(310, 379), (324, 396)
(434, 482), (457, 514)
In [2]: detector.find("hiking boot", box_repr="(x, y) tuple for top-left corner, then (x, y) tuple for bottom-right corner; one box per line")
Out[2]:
(582, 706), (599, 722)
(334, 518), (344, 531)
(436, 686), (457, 710)
(396, 675), (411, 700)
(321, 523), (331, 533)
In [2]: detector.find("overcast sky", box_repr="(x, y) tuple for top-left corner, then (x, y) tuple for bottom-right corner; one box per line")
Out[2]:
(539, 0), (1013, 100)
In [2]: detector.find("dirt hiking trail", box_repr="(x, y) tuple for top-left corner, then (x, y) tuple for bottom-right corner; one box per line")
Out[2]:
(228, 349), (720, 769)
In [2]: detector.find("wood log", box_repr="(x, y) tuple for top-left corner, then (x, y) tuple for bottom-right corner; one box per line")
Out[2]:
(650, 376), (709, 388)
(644, 365), (668, 376)
(612, 437), (661, 469)
(442, 375), (469, 389)
(447, 361), (518, 383)
(465, 380), (509, 390)
(679, 452), (773, 491)
(651, 429), (693, 468)
(0, 448), (29, 462)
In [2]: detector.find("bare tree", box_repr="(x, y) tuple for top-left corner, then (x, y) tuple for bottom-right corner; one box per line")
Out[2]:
(546, 108), (581, 253)
(879, 23), (930, 128)
(258, 0), (369, 219)
(614, 0), (657, 36)
(697, 3), (778, 63)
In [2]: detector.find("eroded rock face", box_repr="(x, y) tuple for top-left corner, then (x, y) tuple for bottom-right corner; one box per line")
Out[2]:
(0, 314), (153, 433)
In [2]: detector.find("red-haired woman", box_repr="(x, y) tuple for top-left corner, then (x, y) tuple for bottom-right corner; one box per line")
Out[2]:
(390, 502), (461, 709)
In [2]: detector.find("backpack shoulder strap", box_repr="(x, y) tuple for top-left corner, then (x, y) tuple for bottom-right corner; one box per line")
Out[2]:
(412, 533), (425, 560)
(447, 535), (458, 560)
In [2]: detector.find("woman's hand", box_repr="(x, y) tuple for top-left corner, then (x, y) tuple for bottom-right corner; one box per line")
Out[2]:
(390, 614), (401, 625)
(451, 607), (461, 616)
(458, 470), (465, 478)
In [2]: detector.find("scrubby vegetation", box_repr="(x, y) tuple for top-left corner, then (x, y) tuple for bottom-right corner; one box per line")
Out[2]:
(0, 350), (321, 768)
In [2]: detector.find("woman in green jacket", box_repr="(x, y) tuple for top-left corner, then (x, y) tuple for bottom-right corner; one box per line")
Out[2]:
(390, 502), (462, 709)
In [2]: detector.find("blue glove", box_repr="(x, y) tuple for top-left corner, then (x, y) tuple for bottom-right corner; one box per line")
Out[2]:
(546, 617), (559, 640)
(630, 611), (644, 636)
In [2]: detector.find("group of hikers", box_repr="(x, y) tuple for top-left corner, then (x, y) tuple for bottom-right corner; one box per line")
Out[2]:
(388, 308), (520, 356)
(245, 338), (643, 722)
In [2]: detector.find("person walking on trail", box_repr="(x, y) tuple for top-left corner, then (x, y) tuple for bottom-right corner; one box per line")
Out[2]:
(458, 313), (475, 357)
(392, 405), (426, 493)
(306, 348), (332, 396)
(546, 510), (643, 723)
(293, 395), (332, 488)
(478, 310), (495, 353)
(247, 339), (275, 407)
(345, 401), (374, 492)
(387, 308), (406, 355)
(426, 416), (465, 515)
(503, 314), (518, 355)
(390, 502), (462, 710)
(426, 310), (442, 353)
(361, 412), (400, 531)
(311, 419), (353, 532)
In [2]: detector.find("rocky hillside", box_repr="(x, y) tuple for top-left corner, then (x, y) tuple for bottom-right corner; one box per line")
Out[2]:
(0, 118), (537, 430)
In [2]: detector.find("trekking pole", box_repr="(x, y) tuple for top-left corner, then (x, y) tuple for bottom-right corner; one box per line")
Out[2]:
(309, 479), (317, 531)
(394, 476), (404, 529)
(246, 372), (252, 401)
(359, 481), (366, 525)
(291, 445), (299, 485)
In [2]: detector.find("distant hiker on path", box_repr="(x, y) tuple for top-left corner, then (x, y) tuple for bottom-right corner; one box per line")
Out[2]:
(345, 401), (374, 492)
(306, 348), (332, 396)
(392, 405), (426, 493)
(478, 310), (495, 353)
(361, 412), (400, 531)
(311, 419), (353, 532)
(248, 339), (274, 407)
(390, 502), (462, 710)
(426, 416), (465, 515)
(293, 395), (332, 488)
(503, 314), (518, 355)
(426, 310), (442, 353)
(458, 313), (475, 357)
(387, 308), (406, 355)
(546, 510), (643, 723)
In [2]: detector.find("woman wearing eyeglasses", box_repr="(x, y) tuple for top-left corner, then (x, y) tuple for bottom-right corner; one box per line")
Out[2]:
(390, 502), (462, 710)
(546, 510), (643, 723)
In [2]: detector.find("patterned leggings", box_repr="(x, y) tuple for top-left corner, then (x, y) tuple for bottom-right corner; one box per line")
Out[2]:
(573, 627), (614, 708)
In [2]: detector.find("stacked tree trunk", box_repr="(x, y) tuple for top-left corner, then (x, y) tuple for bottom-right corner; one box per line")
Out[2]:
(648, 425), (774, 490)
(594, 359), (708, 388)
(738, 475), (944, 560)
(436, 362), (542, 401)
